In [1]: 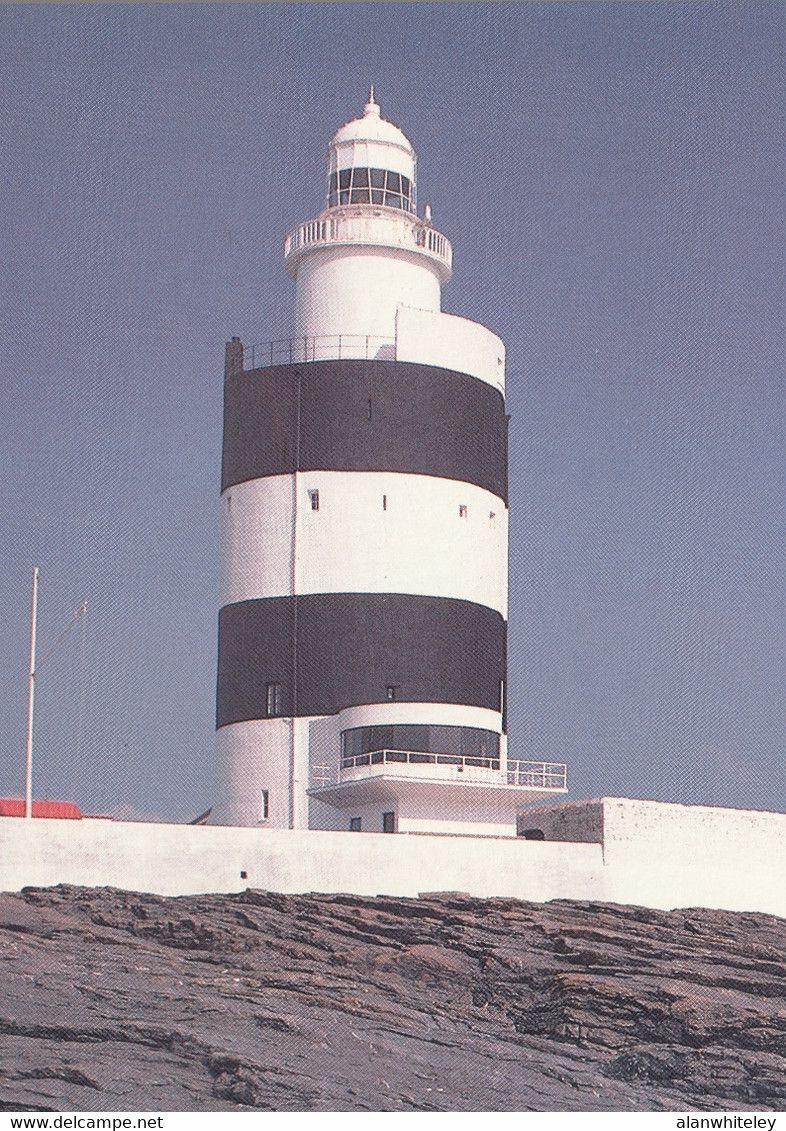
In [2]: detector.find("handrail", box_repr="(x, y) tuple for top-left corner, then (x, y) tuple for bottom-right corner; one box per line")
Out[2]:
(316, 749), (567, 792)
(283, 211), (452, 277)
(242, 334), (395, 371)
(342, 749), (501, 771)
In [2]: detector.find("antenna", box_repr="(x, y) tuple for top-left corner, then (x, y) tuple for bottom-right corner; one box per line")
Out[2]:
(23, 567), (88, 819)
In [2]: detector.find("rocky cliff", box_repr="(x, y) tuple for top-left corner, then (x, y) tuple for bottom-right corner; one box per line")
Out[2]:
(1, 885), (784, 1112)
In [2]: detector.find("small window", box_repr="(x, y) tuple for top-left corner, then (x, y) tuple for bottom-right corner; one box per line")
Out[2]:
(265, 683), (282, 716)
(349, 817), (361, 832)
(459, 504), (468, 518)
(307, 489), (320, 511)
(386, 685), (397, 700)
(260, 790), (269, 821)
(338, 168), (351, 189)
(382, 494), (387, 511)
(382, 811), (396, 834)
(490, 511), (496, 521)
(240, 870), (248, 879)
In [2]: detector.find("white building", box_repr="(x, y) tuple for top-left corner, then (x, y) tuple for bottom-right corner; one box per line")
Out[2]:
(210, 93), (567, 835)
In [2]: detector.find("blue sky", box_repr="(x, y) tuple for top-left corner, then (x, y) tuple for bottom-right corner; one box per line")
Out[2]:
(1, 2), (783, 821)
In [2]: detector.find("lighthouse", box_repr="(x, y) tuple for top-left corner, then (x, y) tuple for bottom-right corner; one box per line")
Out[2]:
(211, 94), (566, 835)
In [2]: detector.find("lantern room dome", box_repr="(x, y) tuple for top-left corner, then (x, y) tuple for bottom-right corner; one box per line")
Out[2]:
(331, 91), (414, 154)
(326, 91), (418, 213)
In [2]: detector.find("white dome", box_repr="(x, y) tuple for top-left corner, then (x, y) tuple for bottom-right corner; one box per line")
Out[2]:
(331, 93), (414, 155)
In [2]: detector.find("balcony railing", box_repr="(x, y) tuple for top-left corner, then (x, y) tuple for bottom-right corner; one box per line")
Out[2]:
(507, 759), (568, 790)
(284, 211), (452, 279)
(342, 750), (501, 772)
(311, 750), (567, 792)
(242, 334), (395, 370)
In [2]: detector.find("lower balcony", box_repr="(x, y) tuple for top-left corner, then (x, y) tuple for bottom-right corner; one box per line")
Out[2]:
(308, 750), (568, 837)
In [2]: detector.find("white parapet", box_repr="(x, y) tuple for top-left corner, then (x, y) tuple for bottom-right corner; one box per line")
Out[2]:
(0, 816), (603, 902)
(2, 797), (785, 915)
(396, 306), (506, 393)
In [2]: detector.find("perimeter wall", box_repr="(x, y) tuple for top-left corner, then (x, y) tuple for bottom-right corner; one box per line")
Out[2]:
(0, 798), (784, 917)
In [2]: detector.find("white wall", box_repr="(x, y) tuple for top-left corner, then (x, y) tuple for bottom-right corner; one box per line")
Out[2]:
(6, 800), (783, 916)
(600, 798), (786, 918)
(396, 306), (506, 393)
(294, 244), (441, 340)
(219, 476), (293, 607)
(221, 472), (507, 616)
(0, 817), (603, 903)
(212, 717), (312, 829)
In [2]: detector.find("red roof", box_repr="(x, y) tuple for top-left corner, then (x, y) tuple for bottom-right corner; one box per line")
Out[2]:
(0, 799), (82, 820)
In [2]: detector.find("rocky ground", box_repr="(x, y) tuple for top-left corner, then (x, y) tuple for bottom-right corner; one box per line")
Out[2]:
(0, 885), (784, 1112)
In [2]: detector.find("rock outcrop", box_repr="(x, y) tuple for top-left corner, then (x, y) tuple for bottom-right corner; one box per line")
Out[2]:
(1, 886), (784, 1111)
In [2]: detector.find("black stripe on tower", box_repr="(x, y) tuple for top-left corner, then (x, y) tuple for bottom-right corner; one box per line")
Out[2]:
(216, 594), (506, 728)
(222, 359), (508, 502)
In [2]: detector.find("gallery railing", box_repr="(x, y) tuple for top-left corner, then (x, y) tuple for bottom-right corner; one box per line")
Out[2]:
(242, 334), (396, 370)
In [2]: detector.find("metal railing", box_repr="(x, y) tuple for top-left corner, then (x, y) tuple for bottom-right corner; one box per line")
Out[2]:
(309, 749), (567, 792)
(507, 760), (567, 790)
(243, 334), (396, 370)
(342, 749), (501, 772)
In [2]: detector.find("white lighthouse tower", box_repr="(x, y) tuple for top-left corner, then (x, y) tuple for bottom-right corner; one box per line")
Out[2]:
(211, 94), (566, 834)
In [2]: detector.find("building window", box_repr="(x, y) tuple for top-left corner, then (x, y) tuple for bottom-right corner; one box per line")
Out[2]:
(240, 870), (248, 879)
(459, 504), (468, 518)
(349, 817), (361, 832)
(386, 685), (398, 700)
(382, 812), (396, 834)
(327, 167), (415, 212)
(265, 682), (282, 716)
(260, 790), (269, 821)
(341, 724), (500, 765)
(307, 489), (320, 511)
(382, 494), (387, 511)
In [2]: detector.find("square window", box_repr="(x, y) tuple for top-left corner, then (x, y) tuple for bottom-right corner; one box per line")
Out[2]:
(349, 817), (361, 832)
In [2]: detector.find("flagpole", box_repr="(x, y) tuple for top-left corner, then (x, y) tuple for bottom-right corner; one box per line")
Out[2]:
(24, 566), (39, 820)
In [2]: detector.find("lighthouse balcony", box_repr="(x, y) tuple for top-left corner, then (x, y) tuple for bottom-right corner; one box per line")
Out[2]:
(236, 310), (505, 393)
(308, 752), (568, 837)
(310, 750), (567, 796)
(284, 208), (452, 281)
(241, 333), (396, 369)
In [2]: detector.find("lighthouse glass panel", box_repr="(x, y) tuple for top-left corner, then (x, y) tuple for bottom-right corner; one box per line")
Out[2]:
(328, 168), (415, 212)
(341, 725), (500, 769)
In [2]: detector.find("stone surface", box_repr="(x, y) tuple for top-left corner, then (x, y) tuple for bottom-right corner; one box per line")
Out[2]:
(0, 886), (784, 1112)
